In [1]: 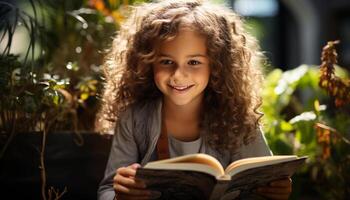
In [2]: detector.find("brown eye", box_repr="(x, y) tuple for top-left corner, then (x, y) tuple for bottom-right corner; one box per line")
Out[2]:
(188, 60), (201, 65)
(160, 59), (174, 65)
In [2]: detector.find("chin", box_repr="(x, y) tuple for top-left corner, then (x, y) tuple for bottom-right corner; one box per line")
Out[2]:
(170, 99), (191, 106)
(169, 99), (193, 106)
(167, 95), (204, 107)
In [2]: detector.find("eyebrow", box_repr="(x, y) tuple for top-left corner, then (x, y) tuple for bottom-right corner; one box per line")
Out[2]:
(158, 53), (207, 58)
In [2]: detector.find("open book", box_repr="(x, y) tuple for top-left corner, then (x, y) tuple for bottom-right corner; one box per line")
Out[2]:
(136, 154), (307, 200)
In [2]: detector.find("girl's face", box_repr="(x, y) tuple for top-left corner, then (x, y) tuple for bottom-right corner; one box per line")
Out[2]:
(153, 29), (210, 107)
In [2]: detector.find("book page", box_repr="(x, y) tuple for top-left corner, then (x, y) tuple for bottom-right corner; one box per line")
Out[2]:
(225, 155), (297, 175)
(145, 153), (225, 176)
(144, 163), (222, 177)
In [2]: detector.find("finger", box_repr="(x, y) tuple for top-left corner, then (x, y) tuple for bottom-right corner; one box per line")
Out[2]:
(128, 164), (146, 185)
(270, 178), (292, 187)
(257, 192), (290, 200)
(117, 167), (137, 177)
(256, 186), (292, 194)
(114, 174), (146, 189)
(114, 183), (151, 196)
(129, 163), (142, 170)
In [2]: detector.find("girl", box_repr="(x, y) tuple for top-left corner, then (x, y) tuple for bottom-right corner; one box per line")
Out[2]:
(96, 0), (292, 199)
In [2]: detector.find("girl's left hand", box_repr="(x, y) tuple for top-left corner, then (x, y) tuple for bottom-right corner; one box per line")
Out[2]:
(255, 177), (292, 200)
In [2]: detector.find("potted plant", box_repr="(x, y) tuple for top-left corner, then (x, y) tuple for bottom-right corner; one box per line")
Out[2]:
(0, 0), (146, 199)
(261, 41), (350, 199)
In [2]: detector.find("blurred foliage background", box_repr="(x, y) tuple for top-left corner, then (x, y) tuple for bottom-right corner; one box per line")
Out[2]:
(261, 63), (350, 199)
(0, 0), (349, 199)
(0, 0), (131, 134)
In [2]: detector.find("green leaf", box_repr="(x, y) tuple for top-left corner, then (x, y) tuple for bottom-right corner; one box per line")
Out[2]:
(271, 136), (294, 155)
(52, 91), (60, 106)
(293, 121), (315, 144)
(280, 120), (294, 132)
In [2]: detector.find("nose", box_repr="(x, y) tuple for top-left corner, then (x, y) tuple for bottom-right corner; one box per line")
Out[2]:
(172, 65), (188, 79)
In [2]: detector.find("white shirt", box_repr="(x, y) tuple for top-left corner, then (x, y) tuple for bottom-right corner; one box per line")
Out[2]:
(168, 135), (204, 157)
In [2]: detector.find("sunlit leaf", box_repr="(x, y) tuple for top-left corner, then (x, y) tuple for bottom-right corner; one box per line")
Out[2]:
(289, 111), (317, 124)
(53, 92), (60, 106)
(80, 92), (89, 100)
(274, 65), (308, 95)
(280, 120), (293, 132)
(80, 85), (89, 92)
(111, 10), (124, 23)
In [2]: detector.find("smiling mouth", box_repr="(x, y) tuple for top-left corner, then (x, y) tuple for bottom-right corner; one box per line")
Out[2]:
(168, 84), (194, 91)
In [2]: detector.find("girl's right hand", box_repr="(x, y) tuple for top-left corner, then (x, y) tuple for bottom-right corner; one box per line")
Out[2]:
(113, 163), (161, 200)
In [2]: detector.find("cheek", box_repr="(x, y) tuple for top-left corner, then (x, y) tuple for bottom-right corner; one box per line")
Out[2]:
(153, 69), (168, 86)
(196, 68), (210, 85)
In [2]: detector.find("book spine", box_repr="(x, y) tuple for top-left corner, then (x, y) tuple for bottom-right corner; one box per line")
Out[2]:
(209, 180), (229, 200)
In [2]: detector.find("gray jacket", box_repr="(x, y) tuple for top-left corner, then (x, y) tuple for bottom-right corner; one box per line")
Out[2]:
(98, 99), (272, 200)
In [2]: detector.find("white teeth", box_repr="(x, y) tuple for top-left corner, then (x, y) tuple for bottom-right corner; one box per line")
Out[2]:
(171, 85), (192, 90)
(175, 86), (188, 89)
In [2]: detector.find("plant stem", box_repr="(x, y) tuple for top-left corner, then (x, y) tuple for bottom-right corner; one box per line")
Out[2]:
(40, 125), (48, 200)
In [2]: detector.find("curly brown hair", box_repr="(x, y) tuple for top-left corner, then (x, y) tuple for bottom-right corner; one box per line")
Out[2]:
(96, 0), (265, 153)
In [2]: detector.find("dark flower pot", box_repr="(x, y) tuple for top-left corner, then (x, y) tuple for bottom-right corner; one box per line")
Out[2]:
(0, 131), (112, 200)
